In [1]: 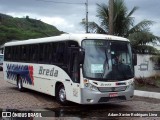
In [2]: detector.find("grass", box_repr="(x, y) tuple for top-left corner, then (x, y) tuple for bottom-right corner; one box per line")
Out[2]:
(156, 78), (160, 86)
(135, 76), (160, 92)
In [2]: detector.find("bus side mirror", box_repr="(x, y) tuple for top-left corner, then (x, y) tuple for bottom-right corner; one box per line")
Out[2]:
(79, 50), (85, 64)
(133, 54), (137, 66)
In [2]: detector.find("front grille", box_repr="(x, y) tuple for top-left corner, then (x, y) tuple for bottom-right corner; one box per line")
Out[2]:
(98, 86), (127, 92)
(98, 96), (126, 103)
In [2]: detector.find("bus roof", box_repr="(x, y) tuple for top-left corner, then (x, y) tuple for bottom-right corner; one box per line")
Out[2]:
(4, 33), (129, 46)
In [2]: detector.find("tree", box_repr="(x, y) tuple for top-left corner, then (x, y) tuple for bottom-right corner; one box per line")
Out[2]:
(81, 0), (160, 54)
(109, 0), (114, 35)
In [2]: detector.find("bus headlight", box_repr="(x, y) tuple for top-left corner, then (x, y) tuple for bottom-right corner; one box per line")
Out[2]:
(128, 80), (134, 86)
(90, 84), (99, 91)
(85, 83), (89, 87)
(85, 83), (99, 91)
(130, 80), (134, 87)
(126, 80), (135, 89)
(131, 81), (134, 87)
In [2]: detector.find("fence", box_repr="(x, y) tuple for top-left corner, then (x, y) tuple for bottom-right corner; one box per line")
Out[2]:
(134, 54), (160, 78)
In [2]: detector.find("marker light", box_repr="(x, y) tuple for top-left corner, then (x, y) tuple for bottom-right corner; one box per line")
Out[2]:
(84, 79), (88, 83)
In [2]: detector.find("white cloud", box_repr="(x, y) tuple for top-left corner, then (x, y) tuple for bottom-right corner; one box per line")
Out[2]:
(150, 23), (160, 36)
(41, 17), (73, 28)
(41, 16), (80, 33)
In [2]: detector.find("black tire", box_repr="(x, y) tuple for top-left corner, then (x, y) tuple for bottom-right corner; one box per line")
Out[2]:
(17, 76), (24, 92)
(56, 84), (68, 105)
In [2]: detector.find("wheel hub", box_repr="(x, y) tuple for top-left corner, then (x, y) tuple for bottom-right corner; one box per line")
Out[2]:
(59, 88), (66, 102)
(18, 80), (21, 89)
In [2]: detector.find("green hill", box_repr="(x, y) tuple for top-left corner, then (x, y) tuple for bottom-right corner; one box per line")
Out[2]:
(0, 13), (64, 45)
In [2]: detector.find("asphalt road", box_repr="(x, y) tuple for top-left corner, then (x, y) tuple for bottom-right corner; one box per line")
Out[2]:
(0, 71), (160, 120)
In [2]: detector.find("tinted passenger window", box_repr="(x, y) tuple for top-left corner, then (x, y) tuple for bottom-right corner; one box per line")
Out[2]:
(28, 44), (38, 62)
(4, 47), (11, 61)
(57, 42), (65, 64)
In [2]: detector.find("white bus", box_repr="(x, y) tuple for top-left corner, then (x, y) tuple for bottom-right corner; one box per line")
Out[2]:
(3, 34), (135, 105)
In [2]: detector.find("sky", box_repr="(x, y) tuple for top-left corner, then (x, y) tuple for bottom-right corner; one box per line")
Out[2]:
(0, 0), (160, 36)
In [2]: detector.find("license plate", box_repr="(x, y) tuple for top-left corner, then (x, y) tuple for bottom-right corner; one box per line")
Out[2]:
(109, 93), (118, 97)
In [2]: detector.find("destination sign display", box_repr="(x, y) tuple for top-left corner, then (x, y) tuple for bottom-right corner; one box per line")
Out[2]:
(83, 40), (105, 46)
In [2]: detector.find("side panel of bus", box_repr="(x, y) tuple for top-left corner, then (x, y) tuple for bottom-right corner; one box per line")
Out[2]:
(3, 62), (82, 103)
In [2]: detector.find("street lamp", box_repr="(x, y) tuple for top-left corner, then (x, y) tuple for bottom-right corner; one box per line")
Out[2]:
(85, 0), (89, 33)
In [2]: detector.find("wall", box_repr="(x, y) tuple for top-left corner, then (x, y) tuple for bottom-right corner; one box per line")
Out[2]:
(134, 54), (160, 78)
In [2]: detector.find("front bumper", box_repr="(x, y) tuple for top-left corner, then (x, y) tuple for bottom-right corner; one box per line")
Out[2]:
(80, 85), (134, 104)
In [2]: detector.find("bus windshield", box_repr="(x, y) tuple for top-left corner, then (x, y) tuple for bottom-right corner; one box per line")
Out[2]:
(82, 39), (134, 81)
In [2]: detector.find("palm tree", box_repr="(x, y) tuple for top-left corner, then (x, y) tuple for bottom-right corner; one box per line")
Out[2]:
(81, 0), (160, 54)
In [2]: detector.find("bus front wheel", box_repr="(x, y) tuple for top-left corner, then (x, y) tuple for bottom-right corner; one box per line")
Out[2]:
(17, 76), (24, 92)
(56, 84), (68, 105)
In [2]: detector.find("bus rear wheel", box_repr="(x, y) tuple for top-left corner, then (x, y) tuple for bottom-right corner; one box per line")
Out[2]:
(17, 76), (24, 92)
(56, 84), (68, 105)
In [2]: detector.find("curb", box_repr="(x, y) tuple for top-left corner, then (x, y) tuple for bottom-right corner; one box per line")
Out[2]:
(134, 90), (160, 99)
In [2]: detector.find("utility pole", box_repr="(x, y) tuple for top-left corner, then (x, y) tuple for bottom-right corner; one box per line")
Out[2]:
(109, 0), (114, 35)
(85, 0), (89, 33)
